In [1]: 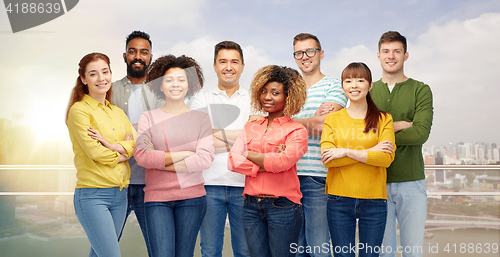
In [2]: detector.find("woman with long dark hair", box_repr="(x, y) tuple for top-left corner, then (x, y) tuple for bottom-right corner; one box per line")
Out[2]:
(66, 52), (135, 257)
(321, 62), (396, 257)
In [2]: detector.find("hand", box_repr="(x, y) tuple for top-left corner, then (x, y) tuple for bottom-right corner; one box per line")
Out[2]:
(118, 154), (129, 163)
(248, 115), (265, 123)
(321, 148), (346, 164)
(125, 133), (133, 141)
(368, 140), (394, 153)
(88, 127), (111, 148)
(393, 121), (413, 132)
(315, 103), (334, 116)
(276, 144), (286, 153)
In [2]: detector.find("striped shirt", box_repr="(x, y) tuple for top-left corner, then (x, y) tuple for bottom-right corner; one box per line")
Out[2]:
(293, 76), (347, 177)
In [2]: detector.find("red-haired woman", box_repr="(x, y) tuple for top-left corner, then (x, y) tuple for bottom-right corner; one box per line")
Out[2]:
(321, 62), (395, 257)
(66, 53), (135, 257)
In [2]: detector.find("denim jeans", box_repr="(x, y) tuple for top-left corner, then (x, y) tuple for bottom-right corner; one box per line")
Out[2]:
(118, 184), (151, 257)
(145, 196), (206, 257)
(243, 195), (303, 257)
(327, 195), (387, 257)
(74, 187), (127, 257)
(381, 180), (427, 257)
(296, 176), (331, 257)
(199, 185), (250, 257)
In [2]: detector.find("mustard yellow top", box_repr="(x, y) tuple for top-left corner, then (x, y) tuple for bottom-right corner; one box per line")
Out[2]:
(320, 109), (395, 199)
(67, 94), (136, 190)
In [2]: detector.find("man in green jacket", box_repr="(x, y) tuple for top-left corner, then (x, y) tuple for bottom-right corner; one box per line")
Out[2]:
(371, 31), (433, 257)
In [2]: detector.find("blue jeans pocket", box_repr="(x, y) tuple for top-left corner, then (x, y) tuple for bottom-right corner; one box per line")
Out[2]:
(271, 197), (295, 209)
(308, 176), (326, 186)
(370, 199), (387, 203)
(327, 195), (341, 202)
(80, 188), (100, 196)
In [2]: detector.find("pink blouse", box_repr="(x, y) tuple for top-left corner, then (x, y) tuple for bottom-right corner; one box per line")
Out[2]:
(134, 108), (214, 202)
(228, 115), (308, 204)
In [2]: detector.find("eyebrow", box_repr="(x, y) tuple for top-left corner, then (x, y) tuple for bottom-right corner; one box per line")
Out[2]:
(127, 47), (149, 52)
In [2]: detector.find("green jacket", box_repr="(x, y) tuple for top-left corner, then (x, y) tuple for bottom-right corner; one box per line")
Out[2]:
(371, 78), (433, 183)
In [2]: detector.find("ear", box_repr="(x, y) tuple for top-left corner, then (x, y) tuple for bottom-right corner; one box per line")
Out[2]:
(369, 82), (373, 91)
(213, 62), (217, 73)
(320, 50), (324, 60)
(241, 62), (245, 73)
(404, 52), (409, 62)
(80, 75), (87, 85)
(123, 52), (127, 63)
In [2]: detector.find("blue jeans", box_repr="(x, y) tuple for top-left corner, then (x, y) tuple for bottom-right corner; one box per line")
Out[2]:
(327, 195), (387, 257)
(118, 184), (151, 257)
(199, 185), (249, 257)
(381, 180), (427, 257)
(296, 176), (331, 257)
(74, 187), (127, 257)
(145, 196), (206, 257)
(243, 195), (303, 257)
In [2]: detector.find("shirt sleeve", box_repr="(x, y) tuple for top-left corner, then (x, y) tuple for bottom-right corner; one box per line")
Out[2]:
(320, 114), (359, 167)
(263, 126), (308, 173)
(227, 125), (261, 177)
(67, 104), (120, 167)
(325, 79), (348, 107)
(117, 110), (136, 158)
(188, 93), (206, 110)
(395, 84), (433, 146)
(366, 114), (396, 167)
(184, 113), (215, 172)
(133, 112), (166, 169)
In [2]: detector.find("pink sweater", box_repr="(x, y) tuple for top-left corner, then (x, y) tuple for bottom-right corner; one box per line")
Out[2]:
(134, 108), (214, 202)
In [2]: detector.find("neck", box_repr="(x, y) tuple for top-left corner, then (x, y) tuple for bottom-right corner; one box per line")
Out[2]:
(302, 70), (325, 89)
(218, 83), (239, 98)
(89, 93), (106, 105)
(160, 99), (190, 114)
(267, 111), (285, 127)
(381, 71), (407, 87)
(346, 99), (368, 119)
(127, 75), (146, 85)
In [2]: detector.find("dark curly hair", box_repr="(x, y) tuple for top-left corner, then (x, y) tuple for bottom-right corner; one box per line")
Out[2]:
(126, 31), (152, 49)
(249, 65), (307, 116)
(146, 55), (204, 99)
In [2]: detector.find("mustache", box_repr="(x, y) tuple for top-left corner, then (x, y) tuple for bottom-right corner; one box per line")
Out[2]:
(128, 59), (147, 66)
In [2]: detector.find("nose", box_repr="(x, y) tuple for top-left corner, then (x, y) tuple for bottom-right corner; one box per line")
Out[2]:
(224, 62), (232, 71)
(264, 92), (272, 100)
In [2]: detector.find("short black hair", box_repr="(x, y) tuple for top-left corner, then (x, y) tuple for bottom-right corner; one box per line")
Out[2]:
(125, 31), (152, 49)
(214, 41), (244, 64)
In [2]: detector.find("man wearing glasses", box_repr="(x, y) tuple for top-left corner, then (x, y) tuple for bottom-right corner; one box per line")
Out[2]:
(291, 33), (347, 257)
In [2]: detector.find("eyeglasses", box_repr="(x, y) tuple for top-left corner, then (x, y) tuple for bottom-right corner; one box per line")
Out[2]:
(293, 48), (321, 60)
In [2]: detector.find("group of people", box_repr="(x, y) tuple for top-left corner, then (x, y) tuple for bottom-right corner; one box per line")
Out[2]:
(65, 30), (433, 257)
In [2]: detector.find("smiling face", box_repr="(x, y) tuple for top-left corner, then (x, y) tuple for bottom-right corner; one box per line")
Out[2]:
(124, 38), (152, 78)
(260, 81), (285, 117)
(342, 77), (373, 103)
(213, 49), (244, 89)
(293, 38), (323, 76)
(161, 67), (188, 101)
(81, 59), (112, 100)
(377, 41), (408, 75)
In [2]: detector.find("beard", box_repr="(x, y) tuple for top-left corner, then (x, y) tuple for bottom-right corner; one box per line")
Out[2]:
(126, 59), (149, 78)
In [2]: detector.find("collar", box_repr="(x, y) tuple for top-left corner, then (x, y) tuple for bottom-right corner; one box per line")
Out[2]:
(211, 87), (247, 96)
(258, 115), (291, 126)
(83, 94), (112, 110)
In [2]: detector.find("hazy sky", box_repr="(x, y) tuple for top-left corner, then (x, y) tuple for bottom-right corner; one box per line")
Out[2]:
(0, 0), (499, 147)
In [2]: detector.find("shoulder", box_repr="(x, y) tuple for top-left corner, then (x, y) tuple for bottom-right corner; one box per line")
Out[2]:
(372, 79), (385, 89)
(112, 76), (129, 89)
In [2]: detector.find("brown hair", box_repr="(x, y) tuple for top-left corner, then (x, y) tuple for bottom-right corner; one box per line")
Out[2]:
(146, 54), (203, 100)
(341, 62), (387, 133)
(65, 53), (112, 123)
(293, 33), (322, 49)
(214, 41), (244, 64)
(378, 31), (407, 53)
(249, 65), (307, 116)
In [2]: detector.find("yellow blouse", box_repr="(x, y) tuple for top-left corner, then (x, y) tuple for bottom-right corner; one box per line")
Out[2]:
(67, 94), (135, 190)
(320, 109), (395, 199)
